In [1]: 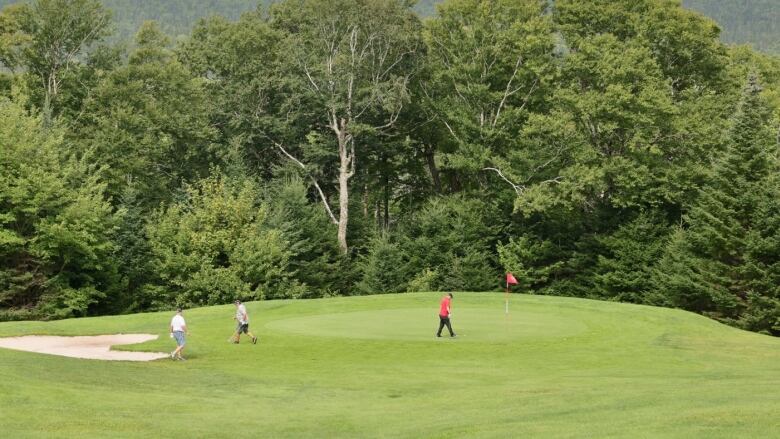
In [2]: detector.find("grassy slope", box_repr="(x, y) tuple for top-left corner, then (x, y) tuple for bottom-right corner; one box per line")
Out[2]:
(0, 293), (778, 438)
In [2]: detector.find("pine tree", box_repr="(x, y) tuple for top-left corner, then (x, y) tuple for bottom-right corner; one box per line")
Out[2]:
(655, 75), (779, 331)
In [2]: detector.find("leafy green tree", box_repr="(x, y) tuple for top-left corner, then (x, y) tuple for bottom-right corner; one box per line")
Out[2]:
(17, 0), (112, 120)
(555, 0), (728, 94)
(269, 0), (424, 253)
(741, 173), (780, 334)
(145, 174), (297, 307)
(421, 0), (555, 195)
(75, 21), (217, 206)
(0, 4), (30, 74)
(0, 98), (121, 319)
(112, 182), (155, 311)
(356, 235), (407, 294)
(178, 13), (288, 178)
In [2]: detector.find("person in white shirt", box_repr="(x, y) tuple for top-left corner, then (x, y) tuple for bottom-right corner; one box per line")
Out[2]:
(169, 308), (189, 360)
(229, 300), (257, 344)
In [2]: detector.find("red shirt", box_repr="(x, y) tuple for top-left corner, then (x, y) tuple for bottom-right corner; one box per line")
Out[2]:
(439, 296), (451, 317)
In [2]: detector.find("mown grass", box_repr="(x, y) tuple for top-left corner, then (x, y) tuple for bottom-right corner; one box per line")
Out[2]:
(0, 293), (778, 438)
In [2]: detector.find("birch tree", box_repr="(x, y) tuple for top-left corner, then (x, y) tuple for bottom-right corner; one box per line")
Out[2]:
(270, 0), (422, 253)
(18, 0), (111, 121)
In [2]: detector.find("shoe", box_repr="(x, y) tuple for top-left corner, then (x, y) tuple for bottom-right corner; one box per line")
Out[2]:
(436, 334), (441, 337)
(252, 336), (257, 344)
(170, 351), (175, 359)
(451, 334), (457, 338)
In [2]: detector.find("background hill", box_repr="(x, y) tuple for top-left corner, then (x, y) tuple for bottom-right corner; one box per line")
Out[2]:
(683, 0), (780, 54)
(0, 1), (776, 53)
(0, 0), (261, 41)
(417, 1), (780, 54)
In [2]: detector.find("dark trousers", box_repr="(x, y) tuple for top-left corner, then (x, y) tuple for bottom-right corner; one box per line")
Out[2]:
(437, 315), (454, 336)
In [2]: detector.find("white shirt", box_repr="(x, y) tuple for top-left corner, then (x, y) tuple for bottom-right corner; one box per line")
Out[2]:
(236, 304), (248, 324)
(171, 314), (186, 332)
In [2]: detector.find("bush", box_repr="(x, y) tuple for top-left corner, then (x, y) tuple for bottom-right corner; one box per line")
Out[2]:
(145, 174), (296, 307)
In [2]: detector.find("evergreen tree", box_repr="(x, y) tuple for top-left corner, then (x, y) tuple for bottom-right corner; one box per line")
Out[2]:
(655, 75), (779, 332)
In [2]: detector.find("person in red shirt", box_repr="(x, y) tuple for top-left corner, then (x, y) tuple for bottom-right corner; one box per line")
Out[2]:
(436, 293), (456, 337)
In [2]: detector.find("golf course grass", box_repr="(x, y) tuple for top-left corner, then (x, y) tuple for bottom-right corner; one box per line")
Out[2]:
(0, 293), (778, 438)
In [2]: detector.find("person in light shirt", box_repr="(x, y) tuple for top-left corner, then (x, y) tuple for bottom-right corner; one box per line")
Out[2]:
(169, 307), (189, 360)
(229, 300), (257, 344)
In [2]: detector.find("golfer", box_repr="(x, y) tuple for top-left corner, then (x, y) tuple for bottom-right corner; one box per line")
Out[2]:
(170, 307), (188, 360)
(436, 293), (456, 337)
(229, 300), (257, 344)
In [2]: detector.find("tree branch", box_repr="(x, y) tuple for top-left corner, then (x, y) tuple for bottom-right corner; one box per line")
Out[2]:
(273, 141), (339, 225)
(483, 167), (523, 194)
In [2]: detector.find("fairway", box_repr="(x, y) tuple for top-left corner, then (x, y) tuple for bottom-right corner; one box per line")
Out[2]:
(1, 293), (778, 438)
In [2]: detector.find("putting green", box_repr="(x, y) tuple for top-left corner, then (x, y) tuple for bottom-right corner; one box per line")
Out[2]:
(266, 307), (587, 341)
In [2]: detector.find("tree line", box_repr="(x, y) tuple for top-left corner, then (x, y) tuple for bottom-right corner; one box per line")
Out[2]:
(0, 0), (778, 335)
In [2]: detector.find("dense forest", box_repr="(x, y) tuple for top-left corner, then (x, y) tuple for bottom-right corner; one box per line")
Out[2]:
(0, 0), (778, 53)
(0, 0), (778, 335)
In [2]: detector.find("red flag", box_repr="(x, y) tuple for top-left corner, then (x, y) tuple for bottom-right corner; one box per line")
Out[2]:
(506, 273), (518, 285)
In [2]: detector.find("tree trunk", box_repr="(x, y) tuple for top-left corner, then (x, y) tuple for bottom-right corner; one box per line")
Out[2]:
(335, 121), (353, 254)
(383, 173), (390, 230)
(424, 144), (442, 194)
(337, 159), (350, 254)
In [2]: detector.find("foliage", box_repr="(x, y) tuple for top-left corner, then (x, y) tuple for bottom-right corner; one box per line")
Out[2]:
(356, 235), (407, 294)
(0, 0), (778, 338)
(15, 0), (112, 119)
(653, 77), (780, 334)
(145, 174), (295, 308)
(399, 195), (501, 292)
(75, 21), (218, 206)
(593, 211), (671, 305)
(421, 0), (555, 194)
(266, 176), (347, 297)
(0, 98), (120, 318)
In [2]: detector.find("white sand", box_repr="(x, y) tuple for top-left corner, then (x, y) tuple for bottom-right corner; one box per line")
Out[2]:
(0, 334), (169, 361)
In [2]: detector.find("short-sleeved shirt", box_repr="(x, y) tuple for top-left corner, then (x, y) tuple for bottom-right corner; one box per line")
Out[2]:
(171, 314), (186, 332)
(439, 296), (451, 317)
(236, 304), (248, 324)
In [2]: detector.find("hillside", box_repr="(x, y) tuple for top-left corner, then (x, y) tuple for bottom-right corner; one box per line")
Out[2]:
(0, 0), (261, 41)
(0, 1), (776, 53)
(683, 0), (780, 53)
(0, 293), (778, 437)
(419, 0), (780, 54)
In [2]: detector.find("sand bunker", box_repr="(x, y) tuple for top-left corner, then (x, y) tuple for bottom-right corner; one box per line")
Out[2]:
(0, 334), (169, 361)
